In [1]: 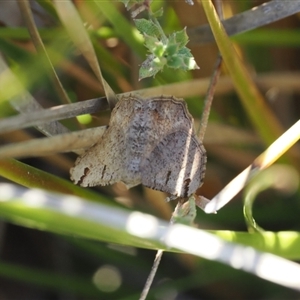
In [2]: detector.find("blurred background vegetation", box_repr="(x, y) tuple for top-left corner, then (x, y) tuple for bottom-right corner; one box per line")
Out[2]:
(0, 0), (299, 299)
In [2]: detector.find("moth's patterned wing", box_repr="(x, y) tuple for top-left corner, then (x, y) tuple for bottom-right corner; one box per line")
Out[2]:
(140, 130), (206, 198)
(124, 96), (146, 175)
(70, 96), (142, 188)
(71, 94), (206, 193)
(70, 127), (125, 187)
(124, 95), (194, 180)
(143, 96), (194, 152)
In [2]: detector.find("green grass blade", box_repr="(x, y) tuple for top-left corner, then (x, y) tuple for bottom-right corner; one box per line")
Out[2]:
(200, 0), (284, 145)
(0, 159), (117, 206)
(214, 230), (300, 260)
(2, 182), (300, 291)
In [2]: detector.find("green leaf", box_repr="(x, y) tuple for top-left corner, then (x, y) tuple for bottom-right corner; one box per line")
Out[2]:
(165, 43), (179, 56)
(166, 55), (185, 69)
(169, 28), (189, 48)
(143, 34), (164, 56)
(134, 19), (161, 38)
(182, 54), (199, 70)
(165, 46), (199, 70)
(139, 55), (165, 80)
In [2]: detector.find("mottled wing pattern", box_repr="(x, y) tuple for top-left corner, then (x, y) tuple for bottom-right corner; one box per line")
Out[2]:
(142, 97), (193, 151)
(70, 126), (124, 186)
(70, 96), (141, 188)
(141, 130), (206, 197)
(70, 95), (207, 196)
(139, 96), (206, 197)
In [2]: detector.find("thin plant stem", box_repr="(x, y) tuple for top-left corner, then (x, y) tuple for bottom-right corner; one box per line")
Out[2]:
(204, 119), (300, 213)
(53, 0), (117, 109)
(0, 97), (107, 134)
(197, 54), (222, 141)
(197, 0), (223, 141)
(139, 249), (164, 300)
(140, 2), (223, 298)
(17, 0), (71, 105)
(139, 197), (195, 300)
(188, 0), (300, 45)
(147, 3), (168, 43)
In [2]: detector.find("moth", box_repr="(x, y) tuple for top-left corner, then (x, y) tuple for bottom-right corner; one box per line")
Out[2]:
(70, 95), (206, 198)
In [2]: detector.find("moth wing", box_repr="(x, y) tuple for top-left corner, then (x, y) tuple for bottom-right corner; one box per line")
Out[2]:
(70, 127), (128, 187)
(70, 95), (142, 188)
(140, 130), (206, 197)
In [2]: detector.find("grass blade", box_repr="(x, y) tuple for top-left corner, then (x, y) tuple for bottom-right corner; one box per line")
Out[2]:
(200, 0), (283, 145)
(2, 182), (300, 291)
(189, 1), (300, 45)
(204, 119), (300, 213)
(53, 0), (117, 107)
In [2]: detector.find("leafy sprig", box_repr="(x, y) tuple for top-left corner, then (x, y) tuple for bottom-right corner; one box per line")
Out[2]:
(121, 0), (198, 80)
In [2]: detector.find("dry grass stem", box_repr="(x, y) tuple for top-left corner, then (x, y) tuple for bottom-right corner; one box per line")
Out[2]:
(197, 55), (222, 141)
(0, 127), (106, 158)
(188, 0), (300, 44)
(204, 119), (300, 213)
(53, 0), (117, 108)
(0, 57), (70, 137)
(0, 97), (108, 134)
(1, 72), (300, 135)
(17, 0), (72, 105)
(0, 123), (259, 160)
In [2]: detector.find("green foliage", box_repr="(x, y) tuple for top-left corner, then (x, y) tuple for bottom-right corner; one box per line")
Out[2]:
(122, 1), (199, 80)
(134, 18), (161, 37)
(137, 26), (199, 80)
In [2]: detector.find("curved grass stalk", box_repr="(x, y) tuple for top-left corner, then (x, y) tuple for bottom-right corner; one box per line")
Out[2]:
(200, 0), (283, 146)
(204, 119), (300, 213)
(243, 165), (299, 233)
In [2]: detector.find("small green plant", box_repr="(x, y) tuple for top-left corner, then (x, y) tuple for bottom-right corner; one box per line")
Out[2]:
(121, 0), (199, 80)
